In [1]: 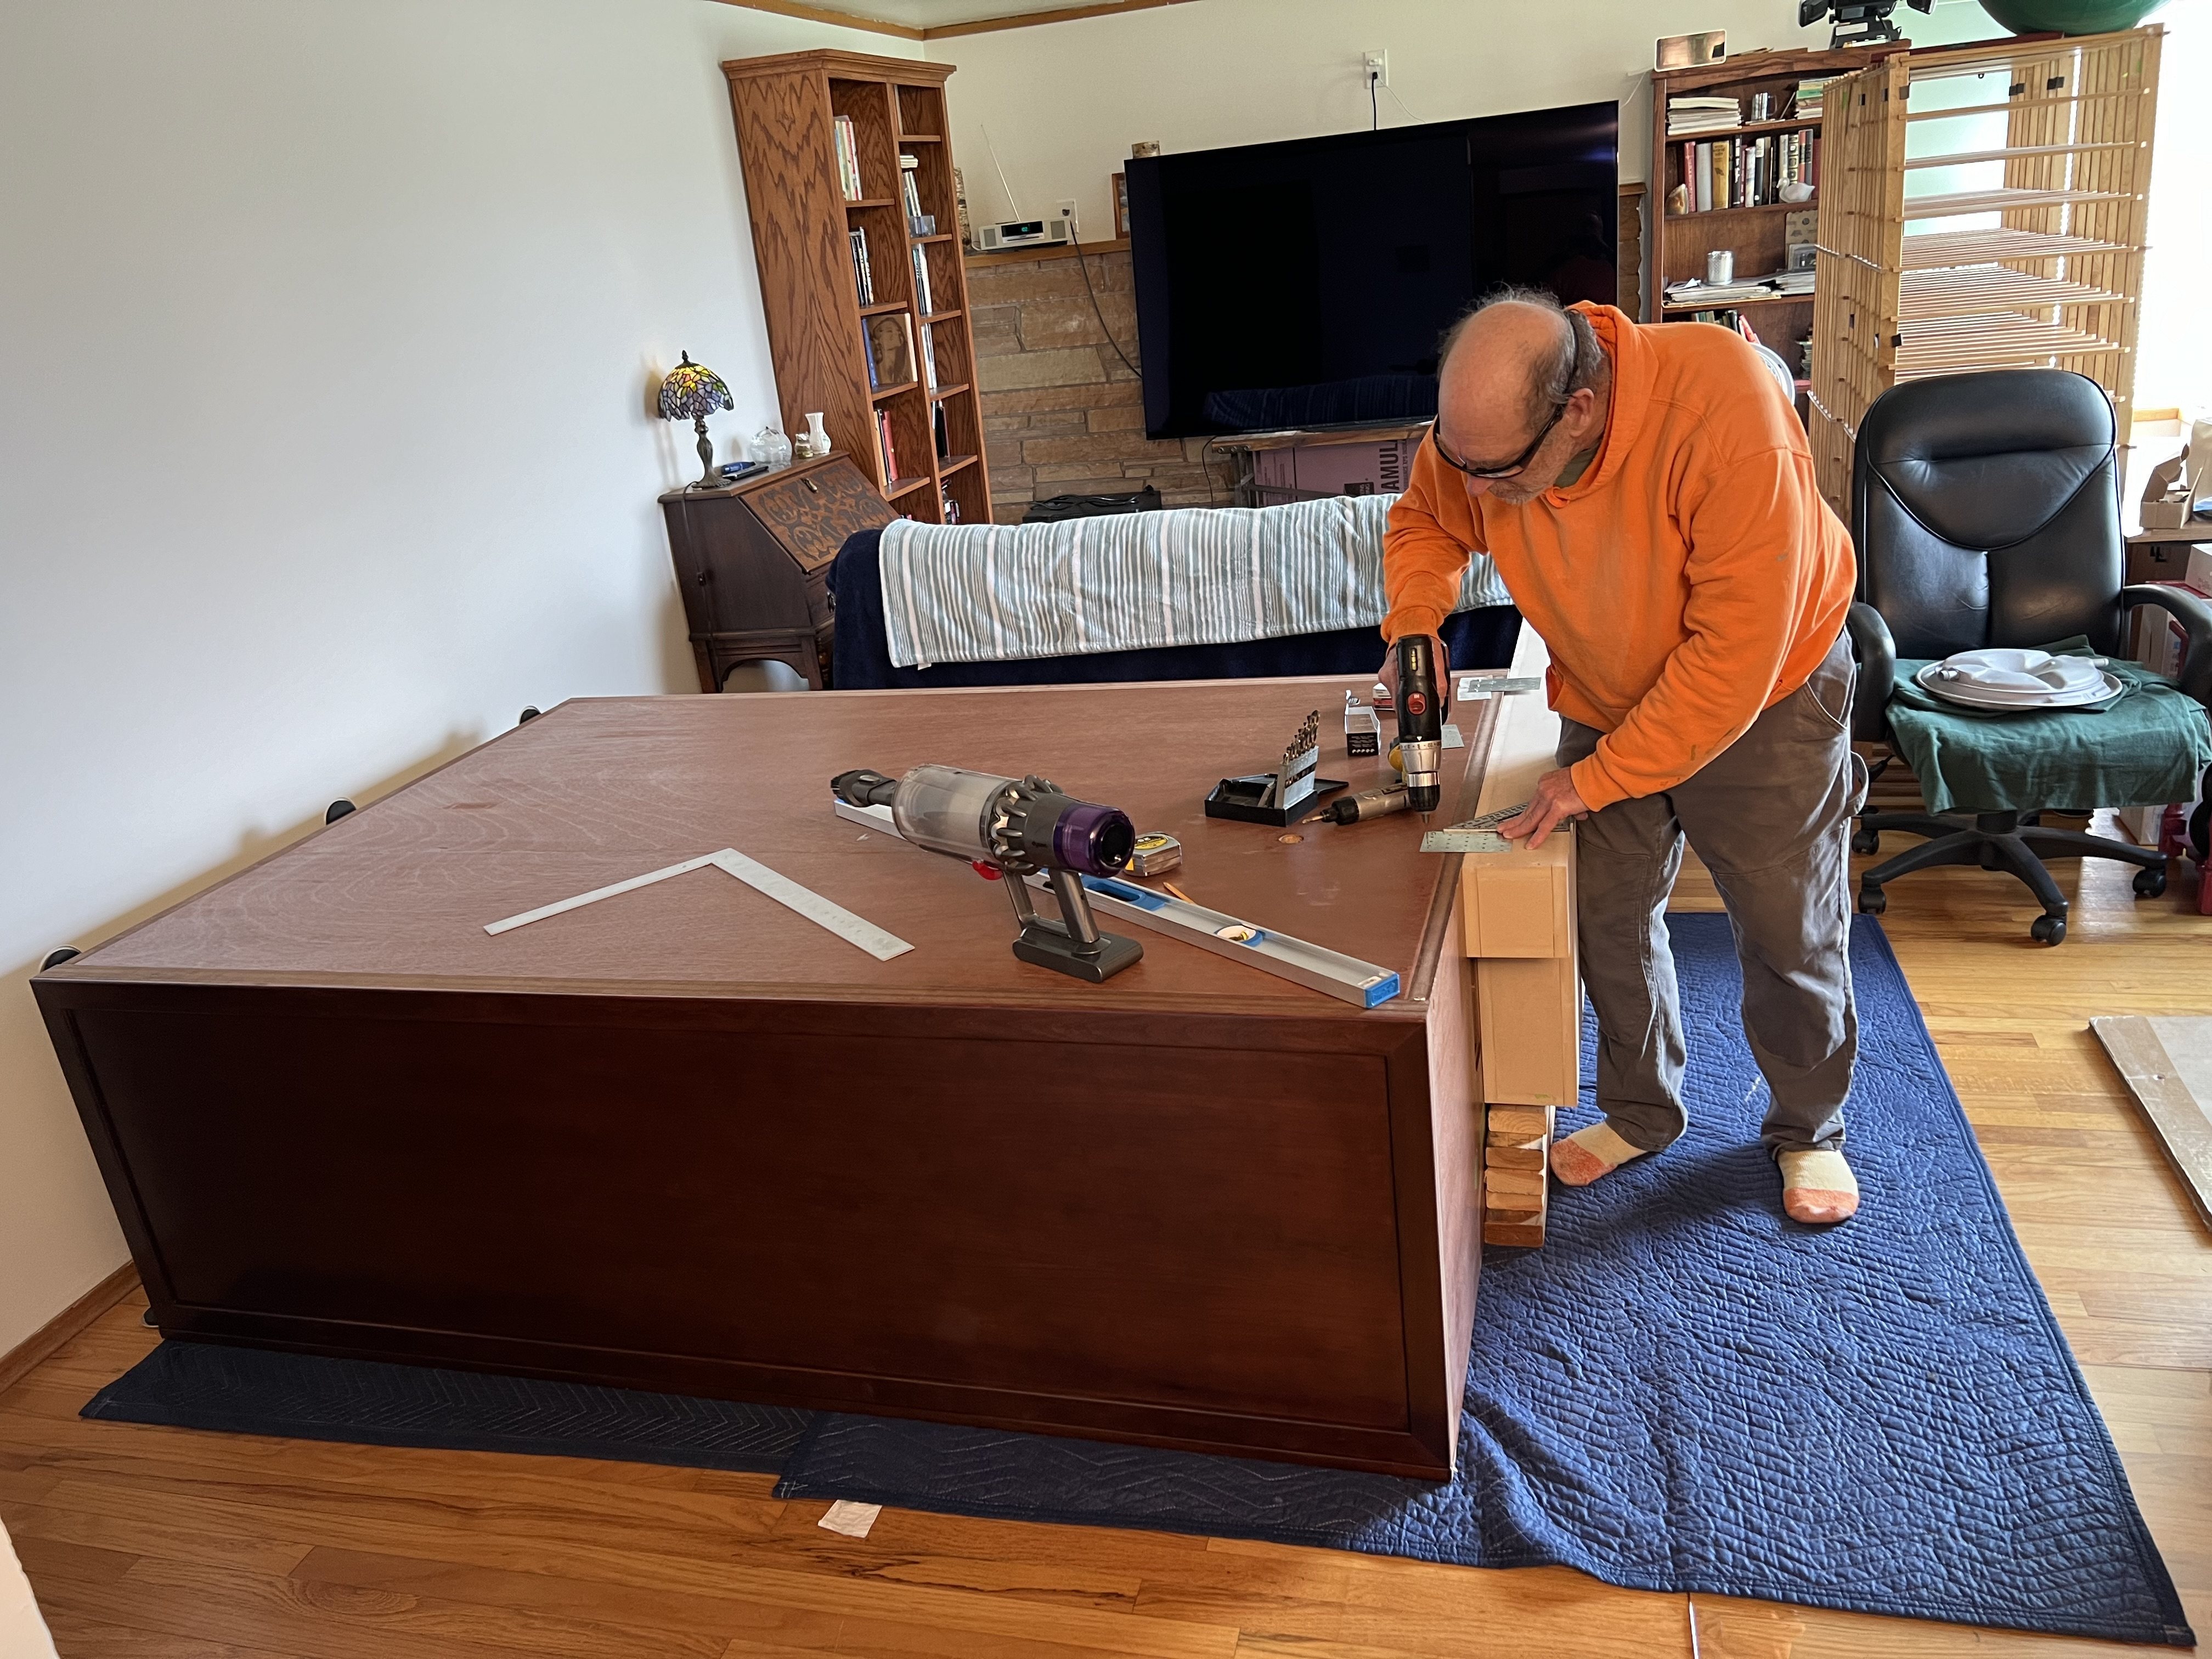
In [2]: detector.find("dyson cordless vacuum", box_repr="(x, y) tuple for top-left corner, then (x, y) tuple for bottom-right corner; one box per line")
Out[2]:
(830, 765), (1144, 983)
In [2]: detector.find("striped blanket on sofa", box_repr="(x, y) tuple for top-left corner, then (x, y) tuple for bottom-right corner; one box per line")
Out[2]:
(877, 493), (1510, 669)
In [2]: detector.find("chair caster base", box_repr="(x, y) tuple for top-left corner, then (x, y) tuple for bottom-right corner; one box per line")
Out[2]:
(1852, 828), (1881, 855)
(2134, 865), (2168, 899)
(1857, 885), (1887, 915)
(2030, 913), (2067, 945)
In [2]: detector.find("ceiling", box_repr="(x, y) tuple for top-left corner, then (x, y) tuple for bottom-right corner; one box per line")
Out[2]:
(743, 0), (1197, 38)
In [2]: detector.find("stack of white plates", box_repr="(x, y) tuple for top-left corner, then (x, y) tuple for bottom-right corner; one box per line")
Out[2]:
(1914, 648), (2121, 711)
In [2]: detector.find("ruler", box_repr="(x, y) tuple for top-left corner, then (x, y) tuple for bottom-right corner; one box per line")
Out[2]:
(706, 849), (912, 962)
(1456, 674), (1543, 700)
(484, 847), (912, 961)
(1419, 801), (1531, 854)
(834, 795), (1397, 1007)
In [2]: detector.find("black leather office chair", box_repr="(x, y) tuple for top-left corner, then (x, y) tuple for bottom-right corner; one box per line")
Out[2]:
(1846, 369), (2212, 944)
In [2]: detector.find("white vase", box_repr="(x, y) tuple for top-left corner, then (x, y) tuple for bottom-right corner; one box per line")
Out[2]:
(802, 412), (830, 458)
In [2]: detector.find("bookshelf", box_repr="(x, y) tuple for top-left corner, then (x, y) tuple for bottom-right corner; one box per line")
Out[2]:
(722, 51), (989, 526)
(1649, 44), (1905, 404)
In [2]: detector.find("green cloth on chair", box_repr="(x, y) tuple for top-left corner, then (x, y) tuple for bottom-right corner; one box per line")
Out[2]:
(1886, 642), (2212, 816)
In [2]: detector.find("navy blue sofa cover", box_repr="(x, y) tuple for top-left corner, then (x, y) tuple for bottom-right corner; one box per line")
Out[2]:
(828, 528), (1520, 690)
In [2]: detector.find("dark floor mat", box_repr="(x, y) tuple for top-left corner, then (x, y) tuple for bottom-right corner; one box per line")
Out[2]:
(84, 1339), (810, 1474)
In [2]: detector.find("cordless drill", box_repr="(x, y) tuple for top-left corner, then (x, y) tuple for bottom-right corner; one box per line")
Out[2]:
(1394, 634), (1446, 816)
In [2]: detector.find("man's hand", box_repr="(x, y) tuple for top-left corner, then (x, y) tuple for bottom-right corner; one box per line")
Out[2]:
(1374, 634), (1452, 710)
(1500, 766), (1589, 849)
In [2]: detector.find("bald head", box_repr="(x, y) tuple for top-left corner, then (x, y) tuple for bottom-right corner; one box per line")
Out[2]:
(1440, 298), (1579, 431)
(1429, 289), (1610, 500)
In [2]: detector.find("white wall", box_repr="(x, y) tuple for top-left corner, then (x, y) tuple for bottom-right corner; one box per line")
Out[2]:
(0, 0), (918, 1359)
(2135, 0), (2209, 412)
(939, 0), (2204, 414)
(936, 0), (1997, 239)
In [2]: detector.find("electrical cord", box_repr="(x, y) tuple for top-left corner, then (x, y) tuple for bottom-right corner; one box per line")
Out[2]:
(1369, 70), (1379, 130)
(1071, 224), (1141, 380)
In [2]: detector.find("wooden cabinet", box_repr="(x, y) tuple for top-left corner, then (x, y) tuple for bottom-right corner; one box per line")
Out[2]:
(1648, 44), (1893, 417)
(722, 49), (992, 527)
(660, 452), (891, 691)
(36, 676), (1485, 1479)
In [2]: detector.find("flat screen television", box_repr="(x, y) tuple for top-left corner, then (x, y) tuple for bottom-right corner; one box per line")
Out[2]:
(1125, 103), (1618, 438)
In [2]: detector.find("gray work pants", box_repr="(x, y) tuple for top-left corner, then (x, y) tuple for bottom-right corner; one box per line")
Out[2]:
(1558, 632), (1860, 1156)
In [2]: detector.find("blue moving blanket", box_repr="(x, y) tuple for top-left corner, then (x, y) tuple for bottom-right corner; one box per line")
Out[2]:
(772, 916), (2192, 1647)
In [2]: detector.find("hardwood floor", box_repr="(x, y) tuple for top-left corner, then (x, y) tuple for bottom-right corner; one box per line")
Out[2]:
(5, 812), (2209, 1658)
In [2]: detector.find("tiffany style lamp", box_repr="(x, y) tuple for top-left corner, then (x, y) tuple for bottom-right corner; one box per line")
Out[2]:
(658, 352), (735, 489)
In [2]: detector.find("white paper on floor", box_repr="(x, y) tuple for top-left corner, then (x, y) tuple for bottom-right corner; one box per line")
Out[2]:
(817, 1500), (883, 1538)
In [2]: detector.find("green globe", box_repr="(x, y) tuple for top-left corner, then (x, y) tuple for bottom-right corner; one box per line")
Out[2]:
(1978, 0), (2166, 33)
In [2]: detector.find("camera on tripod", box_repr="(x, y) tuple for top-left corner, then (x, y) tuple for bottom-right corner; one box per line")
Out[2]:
(1798, 0), (1931, 48)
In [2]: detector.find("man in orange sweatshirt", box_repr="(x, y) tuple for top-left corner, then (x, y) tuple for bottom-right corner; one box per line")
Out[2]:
(1384, 290), (1862, 1224)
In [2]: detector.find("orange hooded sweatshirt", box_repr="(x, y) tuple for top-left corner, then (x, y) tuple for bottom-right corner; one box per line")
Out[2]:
(1383, 303), (1854, 813)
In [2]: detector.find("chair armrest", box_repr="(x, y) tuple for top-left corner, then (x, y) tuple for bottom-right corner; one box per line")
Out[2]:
(1844, 602), (1897, 741)
(2121, 582), (2212, 705)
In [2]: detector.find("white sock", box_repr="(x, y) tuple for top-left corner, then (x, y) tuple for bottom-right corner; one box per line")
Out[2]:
(1778, 1146), (1860, 1223)
(1549, 1121), (1650, 1187)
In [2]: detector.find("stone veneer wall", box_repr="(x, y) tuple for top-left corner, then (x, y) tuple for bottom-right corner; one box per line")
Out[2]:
(968, 207), (1647, 523)
(967, 245), (1234, 523)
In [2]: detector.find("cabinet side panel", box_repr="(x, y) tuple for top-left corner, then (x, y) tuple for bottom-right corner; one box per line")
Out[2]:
(727, 70), (874, 467)
(73, 1004), (1413, 1431)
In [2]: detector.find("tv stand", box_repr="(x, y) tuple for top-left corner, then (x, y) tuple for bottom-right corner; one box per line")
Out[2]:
(1215, 420), (1432, 506)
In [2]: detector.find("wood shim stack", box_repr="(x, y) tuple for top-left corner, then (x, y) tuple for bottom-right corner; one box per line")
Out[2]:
(1459, 624), (1579, 1250)
(1484, 1104), (1554, 1247)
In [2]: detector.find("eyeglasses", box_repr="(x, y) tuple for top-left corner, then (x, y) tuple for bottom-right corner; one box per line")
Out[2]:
(1431, 399), (1568, 480)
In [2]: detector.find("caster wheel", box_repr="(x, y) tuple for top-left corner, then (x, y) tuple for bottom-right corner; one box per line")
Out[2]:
(2134, 865), (2168, 898)
(1857, 887), (1887, 915)
(325, 799), (356, 825)
(1852, 827), (1880, 855)
(2030, 913), (2066, 945)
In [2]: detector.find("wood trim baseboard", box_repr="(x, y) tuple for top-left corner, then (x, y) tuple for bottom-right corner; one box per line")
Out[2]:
(710, 0), (926, 41)
(712, 0), (1200, 42)
(0, 1261), (140, 1399)
(921, 0), (1196, 40)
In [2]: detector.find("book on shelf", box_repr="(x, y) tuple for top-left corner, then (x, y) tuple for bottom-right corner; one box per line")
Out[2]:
(874, 408), (900, 490)
(850, 227), (874, 305)
(933, 398), (950, 462)
(1673, 128), (1818, 212)
(861, 321), (881, 389)
(864, 311), (915, 387)
(1667, 95), (1740, 135)
(910, 244), (934, 315)
(834, 115), (862, 202)
(1795, 77), (1831, 120)
(920, 323), (939, 394)
(899, 154), (924, 222)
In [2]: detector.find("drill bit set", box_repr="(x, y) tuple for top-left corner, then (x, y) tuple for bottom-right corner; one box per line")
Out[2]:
(1203, 707), (1345, 827)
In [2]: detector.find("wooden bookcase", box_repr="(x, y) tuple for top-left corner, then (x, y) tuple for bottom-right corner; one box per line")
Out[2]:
(1806, 26), (2161, 516)
(722, 50), (989, 526)
(1649, 44), (1904, 402)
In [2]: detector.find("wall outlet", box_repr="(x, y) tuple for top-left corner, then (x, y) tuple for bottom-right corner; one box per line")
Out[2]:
(1362, 49), (1389, 88)
(1054, 197), (1079, 236)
